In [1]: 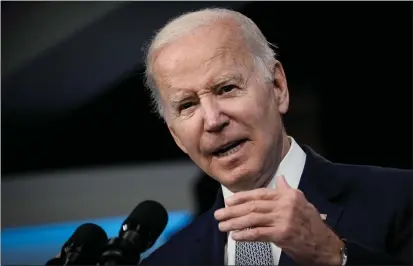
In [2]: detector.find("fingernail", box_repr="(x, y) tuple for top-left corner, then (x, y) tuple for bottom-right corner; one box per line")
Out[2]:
(219, 222), (227, 231)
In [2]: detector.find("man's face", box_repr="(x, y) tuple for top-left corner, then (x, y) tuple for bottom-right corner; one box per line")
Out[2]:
(152, 21), (290, 192)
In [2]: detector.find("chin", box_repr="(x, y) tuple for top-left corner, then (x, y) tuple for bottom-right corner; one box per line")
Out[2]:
(217, 165), (262, 192)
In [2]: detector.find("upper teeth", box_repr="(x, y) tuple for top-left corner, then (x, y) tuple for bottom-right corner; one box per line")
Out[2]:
(219, 145), (241, 157)
(216, 141), (242, 157)
(218, 142), (237, 152)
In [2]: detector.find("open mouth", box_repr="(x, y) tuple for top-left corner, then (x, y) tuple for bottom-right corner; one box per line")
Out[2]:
(212, 139), (248, 158)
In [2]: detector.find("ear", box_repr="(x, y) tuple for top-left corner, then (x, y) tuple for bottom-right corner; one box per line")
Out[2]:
(168, 124), (188, 154)
(272, 60), (289, 114)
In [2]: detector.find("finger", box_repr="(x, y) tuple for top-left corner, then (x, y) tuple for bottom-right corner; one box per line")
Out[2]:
(225, 188), (277, 206)
(231, 227), (273, 242)
(215, 200), (274, 221)
(275, 175), (291, 191)
(218, 212), (273, 232)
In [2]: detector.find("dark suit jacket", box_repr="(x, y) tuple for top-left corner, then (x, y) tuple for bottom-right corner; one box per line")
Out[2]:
(141, 146), (412, 265)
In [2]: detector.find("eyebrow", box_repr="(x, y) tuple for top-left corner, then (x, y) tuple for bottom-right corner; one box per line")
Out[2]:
(208, 73), (243, 91)
(170, 92), (192, 109)
(168, 73), (244, 107)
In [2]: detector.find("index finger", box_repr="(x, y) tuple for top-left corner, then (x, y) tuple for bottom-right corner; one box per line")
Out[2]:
(225, 188), (278, 206)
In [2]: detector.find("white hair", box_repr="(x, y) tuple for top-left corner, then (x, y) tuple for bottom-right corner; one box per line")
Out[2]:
(143, 8), (277, 118)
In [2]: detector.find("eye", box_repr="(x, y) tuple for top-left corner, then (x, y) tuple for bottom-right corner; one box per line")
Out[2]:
(179, 102), (195, 111)
(218, 85), (236, 95)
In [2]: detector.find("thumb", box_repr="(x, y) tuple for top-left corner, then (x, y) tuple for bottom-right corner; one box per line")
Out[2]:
(276, 175), (291, 191)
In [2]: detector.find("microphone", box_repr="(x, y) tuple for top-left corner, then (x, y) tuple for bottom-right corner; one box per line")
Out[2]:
(45, 223), (108, 265)
(98, 200), (169, 266)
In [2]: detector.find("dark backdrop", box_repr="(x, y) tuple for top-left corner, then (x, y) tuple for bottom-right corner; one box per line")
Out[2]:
(2, 1), (411, 177)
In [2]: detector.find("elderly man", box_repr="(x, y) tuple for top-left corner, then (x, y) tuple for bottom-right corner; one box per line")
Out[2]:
(140, 8), (412, 266)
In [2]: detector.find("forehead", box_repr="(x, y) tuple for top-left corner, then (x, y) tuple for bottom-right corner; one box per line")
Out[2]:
(152, 22), (252, 95)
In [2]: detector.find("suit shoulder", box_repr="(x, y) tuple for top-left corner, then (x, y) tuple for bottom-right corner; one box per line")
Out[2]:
(329, 162), (412, 197)
(331, 162), (412, 181)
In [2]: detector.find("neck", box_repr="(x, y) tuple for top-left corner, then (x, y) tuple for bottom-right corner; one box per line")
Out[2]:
(260, 132), (290, 188)
(281, 133), (292, 161)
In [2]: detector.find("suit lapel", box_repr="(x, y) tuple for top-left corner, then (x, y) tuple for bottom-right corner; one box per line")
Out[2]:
(194, 188), (226, 265)
(279, 146), (345, 266)
(297, 147), (344, 228)
(210, 189), (227, 265)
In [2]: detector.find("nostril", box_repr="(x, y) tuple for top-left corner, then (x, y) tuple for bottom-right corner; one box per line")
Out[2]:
(220, 120), (230, 130)
(205, 118), (229, 133)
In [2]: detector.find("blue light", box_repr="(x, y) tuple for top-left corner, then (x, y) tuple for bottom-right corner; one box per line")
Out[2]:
(2, 211), (193, 265)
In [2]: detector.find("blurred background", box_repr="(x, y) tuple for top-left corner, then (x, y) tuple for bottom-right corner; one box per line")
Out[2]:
(2, 1), (412, 265)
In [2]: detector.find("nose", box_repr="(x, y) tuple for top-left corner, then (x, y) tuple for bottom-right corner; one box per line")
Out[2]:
(201, 97), (229, 133)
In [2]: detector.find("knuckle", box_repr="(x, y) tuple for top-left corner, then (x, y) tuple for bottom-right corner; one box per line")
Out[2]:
(290, 190), (300, 202)
(276, 224), (285, 235)
(286, 190), (304, 208)
(285, 221), (292, 233)
(296, 189), (304, 198)
(268, 189), (277, 198)
(269, 212), (278, 224)
(254, 227), (262, 236)
(263, 188), (274, 199)
(307, 202), (316, 210)
(285, 208), (294, 222)
(278, 223), (292, 242)
(249, 228), (260, 241)
(282, 222), (292, 234)
(249, 201), (258, 213)
(233, 218), (242, 228)
(250, 212), (259, 225)
(284, 196), (295, 209)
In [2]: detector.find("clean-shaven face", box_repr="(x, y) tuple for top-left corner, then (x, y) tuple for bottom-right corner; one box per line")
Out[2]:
(152, 19), (290, 192)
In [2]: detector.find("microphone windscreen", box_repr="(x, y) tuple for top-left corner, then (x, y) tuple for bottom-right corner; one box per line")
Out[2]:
(65, 223), (108, 248)
(121, 200), (168, 248)
(62, 223), (108, 264)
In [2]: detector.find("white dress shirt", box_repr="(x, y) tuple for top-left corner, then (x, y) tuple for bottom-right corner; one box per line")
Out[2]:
(222, 137), (307, 265)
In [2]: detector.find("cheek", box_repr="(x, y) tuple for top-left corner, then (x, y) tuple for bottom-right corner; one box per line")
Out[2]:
(172, 118), (203, 153)
(253, 89), (279, 129)
(241, 90), (280, 149)
(235, 90), (276, 128)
